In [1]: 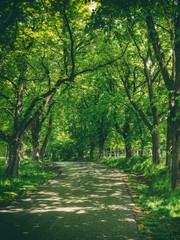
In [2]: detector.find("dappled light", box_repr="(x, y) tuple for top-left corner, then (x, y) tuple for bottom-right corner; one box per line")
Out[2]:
(0, 0), (179, 239)
(0, 162), (140, 240)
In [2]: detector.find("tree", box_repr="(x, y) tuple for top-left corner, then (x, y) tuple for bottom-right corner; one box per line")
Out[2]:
(0, 0), (117, 175)
(31, 102), (54, 161)
(144, 0), (180, 189)
(91, 0), (180, 188)
(0, 0), (125, 175)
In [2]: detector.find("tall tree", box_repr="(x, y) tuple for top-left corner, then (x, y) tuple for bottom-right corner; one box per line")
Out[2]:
(0, 0), (122, 175)
(92, 0), (180, 189)
(144, 0), (180, 189)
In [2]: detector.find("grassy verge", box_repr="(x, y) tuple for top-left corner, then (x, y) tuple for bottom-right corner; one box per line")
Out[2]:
(0, 157), (58, 206)
(100, 157), (180, 239)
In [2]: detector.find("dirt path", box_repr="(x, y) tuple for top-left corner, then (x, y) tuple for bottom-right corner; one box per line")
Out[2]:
(0, 162), (141, 240)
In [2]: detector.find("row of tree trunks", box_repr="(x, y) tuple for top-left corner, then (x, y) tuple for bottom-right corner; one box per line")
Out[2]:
(121, 76), (161, 164)
(146, 8), (180, 189)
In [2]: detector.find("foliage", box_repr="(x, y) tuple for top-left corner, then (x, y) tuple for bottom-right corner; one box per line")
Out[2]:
(0, 157), (57, 206)
(100, 157), (180, 239)
(0, 0), (179, 190)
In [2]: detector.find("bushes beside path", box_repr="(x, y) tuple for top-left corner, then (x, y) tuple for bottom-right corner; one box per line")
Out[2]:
(100, 157), (180, 240)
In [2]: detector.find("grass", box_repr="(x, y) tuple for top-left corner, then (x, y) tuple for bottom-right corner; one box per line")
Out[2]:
(100, 156), (180, 239)
(0, 157), (58, 206)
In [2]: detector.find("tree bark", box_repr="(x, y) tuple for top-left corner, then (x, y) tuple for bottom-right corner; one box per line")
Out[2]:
(166, 119), (172, 168)
(171, 9), (180, 189)
(89, 141), (95, 159)
(31, 117), (41, 161)
(6, 137), (23, 176)
(124, 141), (133, 159)
(77, 149), (84, 161)
(40, 116), (53, 160)
(140, 141), (144, 158)
(122, 76), (161, 163)
(166, 93), (174, 168)
(146, 8), (180, 189)
(123, 115), (133, 159)
(98, 141), (105, 159)
(97, 116), (108, 159)
(151, 131), (161, 164)
(6, 69), (25, 176)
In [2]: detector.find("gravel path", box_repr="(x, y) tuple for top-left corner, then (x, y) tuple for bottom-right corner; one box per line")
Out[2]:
(0, 162), (141, 240)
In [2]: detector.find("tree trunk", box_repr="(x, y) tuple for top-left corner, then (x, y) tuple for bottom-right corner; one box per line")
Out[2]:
(6, 70), (24, 176)
(166, 92), (175, 169)
(6, 138), (23, 176)
(140, 144), (144, 158)
(78, 149), (84, 161)
(40, 116), (53, 160)
(89, 142), (95, 159)
(146, 9), (180, 189)
(31, 117), (41, 161)
(170, 98), (180, 189)
(98, 141), (105, 159)
(166, 113), (173, 168)
(123, 133), (133, 159)
(140, 138), (145, 157)
(151, 107), (161, 164)
(32, 134), (40, 161)
(97, 119), (107, 159)
(123, 113), (133, 159)
(124, 140), (133, 159)
(171, 10), (180, 189)
(151, 131), (161, 164)
(171, 116), (180, 189)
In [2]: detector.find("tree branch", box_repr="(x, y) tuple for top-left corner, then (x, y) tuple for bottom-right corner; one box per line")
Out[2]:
(146, 13), (173, 90)
(0, 74), (17, 90)
(0, 129), (10, 142)
(75, 45), (128, 76)
(121, 76), (153, 131)
(0, 92), (15, 107)
(62, 12), (75, 79)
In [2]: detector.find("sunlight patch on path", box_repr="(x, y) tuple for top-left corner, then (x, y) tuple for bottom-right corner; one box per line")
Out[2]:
(0, 162), (141, 240)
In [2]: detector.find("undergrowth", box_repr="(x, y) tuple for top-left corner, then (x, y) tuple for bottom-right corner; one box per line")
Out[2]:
(0, 157), (57, 206)
(100, 157), (180, 239)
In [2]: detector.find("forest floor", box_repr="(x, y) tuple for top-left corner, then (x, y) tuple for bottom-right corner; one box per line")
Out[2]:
(0, 162), (141, 240)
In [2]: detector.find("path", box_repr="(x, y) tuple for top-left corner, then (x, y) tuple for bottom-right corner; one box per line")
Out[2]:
(0, 162), (141, 240)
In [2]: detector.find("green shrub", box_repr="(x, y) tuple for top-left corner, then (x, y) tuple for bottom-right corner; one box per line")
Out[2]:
(100, 156), (180, 239)
(0, 158), (57, 205)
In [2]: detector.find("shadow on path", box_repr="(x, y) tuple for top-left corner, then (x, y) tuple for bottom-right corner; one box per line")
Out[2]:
(0, 162), (141, 240)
